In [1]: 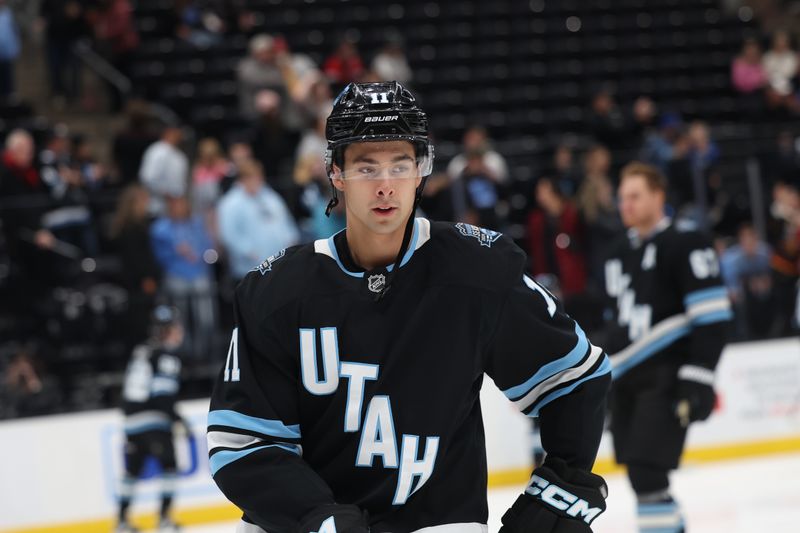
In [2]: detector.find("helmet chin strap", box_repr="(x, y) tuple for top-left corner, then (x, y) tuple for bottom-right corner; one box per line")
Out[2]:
(325, 182), (339, 217)
(375, 176), (428, 302)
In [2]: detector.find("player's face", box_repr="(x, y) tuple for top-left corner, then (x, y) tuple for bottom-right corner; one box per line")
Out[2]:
(333, 140), (421, 236)
(618, 175), (665, 229)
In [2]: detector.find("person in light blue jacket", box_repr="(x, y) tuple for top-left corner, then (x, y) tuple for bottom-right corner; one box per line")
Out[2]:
(150, 195), (217, 360)
(217, 158), (300, 280)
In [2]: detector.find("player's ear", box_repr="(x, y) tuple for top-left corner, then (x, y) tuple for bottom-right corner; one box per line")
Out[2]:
(331, 165), (345, 191)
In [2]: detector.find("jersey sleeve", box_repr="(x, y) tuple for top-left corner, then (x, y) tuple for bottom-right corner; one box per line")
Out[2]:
(207, 277), (337, 532)
(671, 231), (733, 374)
(150, 352), (182, 422)
(486, 273), (611, 470)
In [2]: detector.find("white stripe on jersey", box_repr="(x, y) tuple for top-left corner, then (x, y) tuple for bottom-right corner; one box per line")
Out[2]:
(513, 344), (604, 412)
(207, 431), (264, 452)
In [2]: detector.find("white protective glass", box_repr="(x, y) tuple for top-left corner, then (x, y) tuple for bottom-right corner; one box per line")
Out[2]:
(335, 145), (434, 181)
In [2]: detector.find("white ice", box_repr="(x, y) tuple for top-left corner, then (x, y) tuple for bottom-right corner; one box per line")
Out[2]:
(182, 453), (800, 533)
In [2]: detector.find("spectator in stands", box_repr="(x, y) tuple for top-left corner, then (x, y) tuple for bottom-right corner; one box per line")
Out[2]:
(629, 96), (658, 142)
(191, 137), (229, 216)
(39, 0), (88, 107)
(294, 116), (344, 239)
(324, 38), (365, 89)
(576, 145), (623, 282)
(139, 125), (189, 216)
(0, 343), (62, 419)
(90, 0), (140, 112)
(587, 88), (629, 150)
(293, 75), (334, 129)
(174, 0), (225, 48)
(446, 125), (508, 184)
(217, 158), (300, 280)
(237, 34), (285, 120)
(760, 129), (800, 189)
(639, 111), (683, 174)
(150, 195), (217, 360)
(454, 151), (501, 229)
(763, 30), (800, 112)
(721, 224), (774, 339)
(38, 129), (98, 256)
(767, 182), (800, 336)
(113, 99), (159, 185)
(372, 38), (413, 85)
(110, 184), (161, 347)
(71, 134), (107, 191)
(732, 37), (768, 115)
(688, 120), (720, 176)
(546, 141), (582, 198)
(0, 0), (21, 100)
(250, 89), (297, 184)
(0, 130), (55, 291)
(527, 177), (588, 303)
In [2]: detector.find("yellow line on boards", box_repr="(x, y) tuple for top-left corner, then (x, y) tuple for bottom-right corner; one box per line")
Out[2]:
(4, 436), (800, 533)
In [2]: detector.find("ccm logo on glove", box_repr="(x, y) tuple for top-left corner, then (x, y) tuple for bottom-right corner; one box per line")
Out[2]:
(526, 475), (604, 524)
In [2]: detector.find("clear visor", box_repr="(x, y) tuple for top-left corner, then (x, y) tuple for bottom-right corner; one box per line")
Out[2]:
(328, 145), (434, 181)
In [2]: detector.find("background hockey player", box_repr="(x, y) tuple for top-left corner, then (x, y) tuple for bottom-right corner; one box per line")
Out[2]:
(207, 81), (612, 533)
(603, 162), (733, 533)
(117, 305), (191, 533)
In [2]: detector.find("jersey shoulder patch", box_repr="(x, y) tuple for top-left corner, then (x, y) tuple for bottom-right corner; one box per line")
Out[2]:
(237, 244), (310, 315)
(454, 222), (503, 248)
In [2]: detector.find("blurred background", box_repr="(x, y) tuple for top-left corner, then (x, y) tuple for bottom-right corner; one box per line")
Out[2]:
(0, 0), (799, 530)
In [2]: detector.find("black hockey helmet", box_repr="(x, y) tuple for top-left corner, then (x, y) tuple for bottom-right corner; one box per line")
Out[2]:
(149, 304), (181, 340)
(324, 82), (434, 213)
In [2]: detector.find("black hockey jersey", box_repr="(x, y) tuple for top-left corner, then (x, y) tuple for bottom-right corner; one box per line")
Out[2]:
(602, 218), (732, 379)
(122, 343), (182, 435)
(207, 218), (611, 532)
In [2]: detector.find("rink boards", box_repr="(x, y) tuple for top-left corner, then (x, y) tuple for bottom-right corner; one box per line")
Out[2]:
(0, 337), (798, 533)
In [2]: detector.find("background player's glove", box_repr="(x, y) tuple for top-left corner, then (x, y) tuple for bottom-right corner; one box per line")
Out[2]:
(499, 457), (607, 533)
(675, 364), (716, 427)
(297, 504), (369, 533)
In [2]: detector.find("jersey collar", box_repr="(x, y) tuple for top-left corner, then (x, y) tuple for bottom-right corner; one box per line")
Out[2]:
(314, 217), (431, 277)
(627, 216), (671, 248)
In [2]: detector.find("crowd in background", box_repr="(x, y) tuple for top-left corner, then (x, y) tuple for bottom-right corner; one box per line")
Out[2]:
(1, 1), (800, 419)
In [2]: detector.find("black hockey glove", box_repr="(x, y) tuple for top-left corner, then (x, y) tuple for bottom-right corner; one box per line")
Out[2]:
(675, 364), (716, 427)
(499, 457), (607, 533)
(297, 504), (369, 533)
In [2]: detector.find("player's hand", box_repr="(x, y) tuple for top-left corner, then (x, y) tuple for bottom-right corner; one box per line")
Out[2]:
(499, 457), (607, 533)
(297, 504), (369, 533)
(675, 365), (716, 427)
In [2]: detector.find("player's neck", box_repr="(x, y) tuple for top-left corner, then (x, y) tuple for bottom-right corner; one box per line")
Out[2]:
(345, 223), (406, 271)
(634, 214), (668, 238)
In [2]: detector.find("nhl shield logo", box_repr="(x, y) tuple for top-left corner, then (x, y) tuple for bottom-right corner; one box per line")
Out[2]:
(367, 274), (386, 293)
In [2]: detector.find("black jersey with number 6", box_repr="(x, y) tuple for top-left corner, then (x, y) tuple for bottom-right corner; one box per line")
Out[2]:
(602, 218), (733, 379)
(207, 218), (611, 533)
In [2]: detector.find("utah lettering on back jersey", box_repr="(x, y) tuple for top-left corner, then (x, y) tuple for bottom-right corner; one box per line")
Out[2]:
(603, 218), (733, 378)
(208, 218), (611, 532)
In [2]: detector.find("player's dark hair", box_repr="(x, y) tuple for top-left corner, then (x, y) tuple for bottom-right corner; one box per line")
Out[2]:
(620, 161), (668, 193)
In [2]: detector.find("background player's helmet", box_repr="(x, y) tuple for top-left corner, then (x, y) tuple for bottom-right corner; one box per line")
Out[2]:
(324, 81), (434, 179)
(149, 305), (181, 343)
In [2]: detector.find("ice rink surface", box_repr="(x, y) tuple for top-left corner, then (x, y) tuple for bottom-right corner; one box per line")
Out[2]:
(182, 452), (800, 533)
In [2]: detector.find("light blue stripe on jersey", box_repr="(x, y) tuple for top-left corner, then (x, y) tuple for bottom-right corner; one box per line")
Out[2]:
(612, 325), (691, 379)
(502, 322), (589, 401)
(207, 410), (301, 440)
(638, 502), (678, 515)
(684, 286), (728, 307)
(530, 354), (612, 416)
(692, 308), (734, 326)
(326, 232), (364, 278)
(209, 443), (301, 476)
(151, 375), (179, 396)
(639, 528), (684, 533)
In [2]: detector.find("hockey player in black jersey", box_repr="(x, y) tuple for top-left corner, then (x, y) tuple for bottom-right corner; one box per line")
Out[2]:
(207, 81), (611, 533)
(603, 163), (733, 533)
(116, 305), (190, 533)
